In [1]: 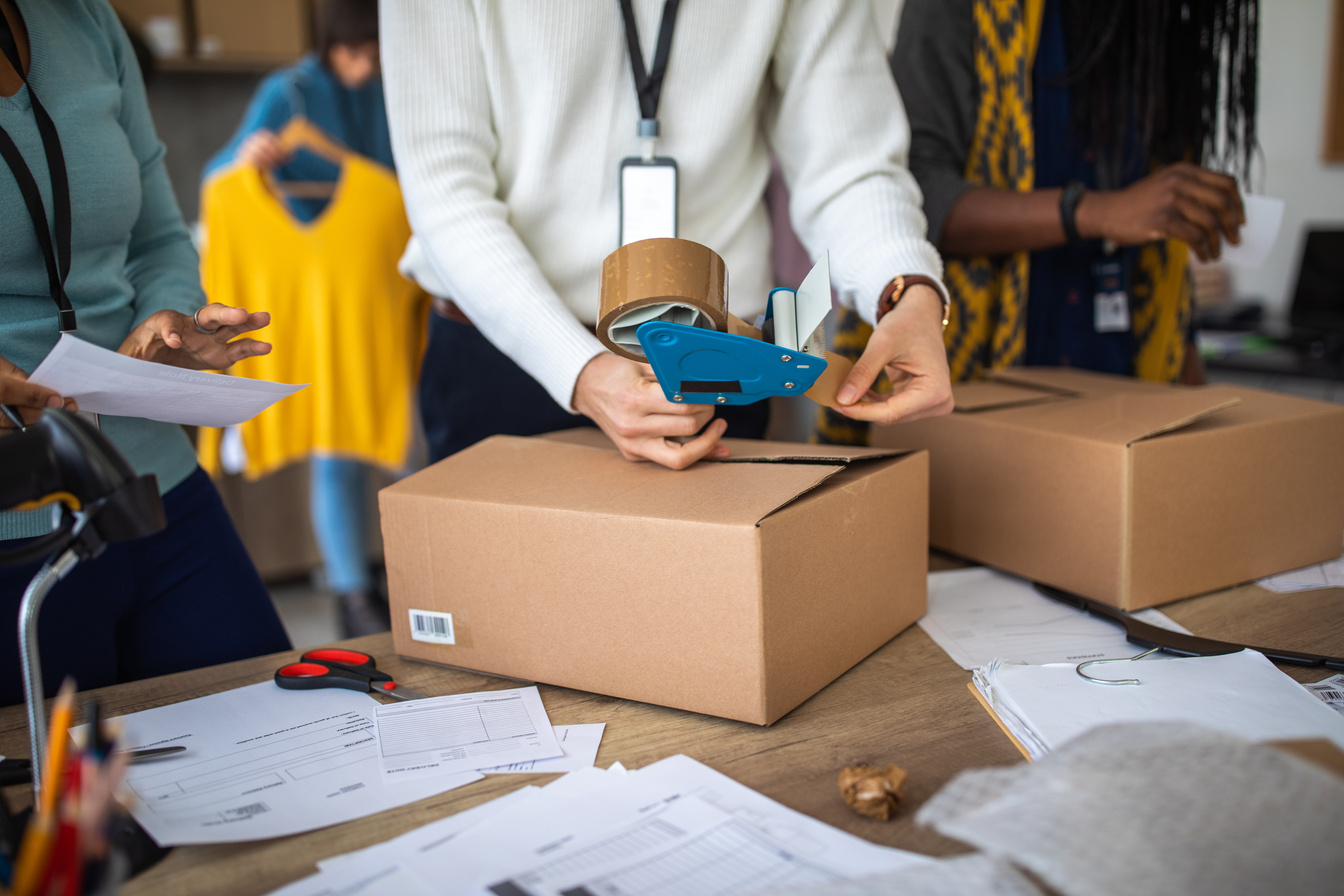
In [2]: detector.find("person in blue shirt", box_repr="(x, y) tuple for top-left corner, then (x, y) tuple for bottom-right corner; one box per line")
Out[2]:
(205, 0), (393, 637)
(0, 0), (291, 705)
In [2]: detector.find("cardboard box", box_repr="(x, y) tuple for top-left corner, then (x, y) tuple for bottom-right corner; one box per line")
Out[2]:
(380, 433), (929, 725)
(874, 368), (1344, 610)
(109, 0), (188, 59)
(193, 0), (311, 64)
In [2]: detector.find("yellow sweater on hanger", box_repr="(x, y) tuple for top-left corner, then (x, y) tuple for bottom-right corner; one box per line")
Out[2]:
(197, 155), (428, 478)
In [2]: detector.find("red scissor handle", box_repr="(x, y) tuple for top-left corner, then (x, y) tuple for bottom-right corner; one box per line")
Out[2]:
(274, 662), (373, 693)
(303, 648), (374, 668)
(300, 648), (392, 683)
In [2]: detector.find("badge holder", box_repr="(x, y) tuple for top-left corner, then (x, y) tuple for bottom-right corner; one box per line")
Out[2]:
(638, 252), (834, 406)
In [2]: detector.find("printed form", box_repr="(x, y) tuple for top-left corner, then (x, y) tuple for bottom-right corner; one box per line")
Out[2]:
(375, 687), (563, 782)
(265, 756), (928, 896)
(110, 683), (481, 845)
(28, 333), (305, 427)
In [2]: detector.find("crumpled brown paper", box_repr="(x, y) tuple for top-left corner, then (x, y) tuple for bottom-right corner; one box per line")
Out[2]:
(839, 763), (909, 820)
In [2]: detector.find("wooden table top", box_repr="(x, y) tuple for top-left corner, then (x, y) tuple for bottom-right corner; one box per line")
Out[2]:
(2, 572), (1340, 896)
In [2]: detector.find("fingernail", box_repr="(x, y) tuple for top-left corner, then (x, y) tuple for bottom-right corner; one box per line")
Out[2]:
(710, 445), (730, 459)
(46, 395), (62, 407)
(837, 385), (856, 405)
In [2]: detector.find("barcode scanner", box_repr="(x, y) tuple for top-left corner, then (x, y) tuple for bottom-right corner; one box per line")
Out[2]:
(0, 408), (164, 566)
(0, 408), (165, 799)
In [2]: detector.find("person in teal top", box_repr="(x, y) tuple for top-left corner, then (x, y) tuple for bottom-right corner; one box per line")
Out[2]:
(0, 0), (290, 705)
(205, 0), (394, 638)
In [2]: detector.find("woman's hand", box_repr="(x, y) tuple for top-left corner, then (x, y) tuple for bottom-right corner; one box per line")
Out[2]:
(119, 303), (272, 370)
(0, 354), (76, 429)
(237, 129), (290, 169)
(571, 352), (728, 470)
(833, 285), (954, 424)
(1078, 162), (1245, 262)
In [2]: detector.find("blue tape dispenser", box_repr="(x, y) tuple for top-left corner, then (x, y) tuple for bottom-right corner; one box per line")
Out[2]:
(638, 251), (835, 406)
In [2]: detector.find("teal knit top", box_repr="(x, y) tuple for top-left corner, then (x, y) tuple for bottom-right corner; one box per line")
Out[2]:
(0, 0), (201, 540)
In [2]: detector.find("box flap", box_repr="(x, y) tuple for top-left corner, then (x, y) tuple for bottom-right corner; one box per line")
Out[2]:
(1002, 388), (1243, 445)
(715, 441), (907, 463)
(952, 379), (1078, 412)
(386, 435), (848, 526)
(540, 428), (906, 464)
(989, 366), (1169, 396)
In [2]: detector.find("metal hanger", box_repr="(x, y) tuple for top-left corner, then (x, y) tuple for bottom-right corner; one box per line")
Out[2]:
(1076, 646), (1162, 685)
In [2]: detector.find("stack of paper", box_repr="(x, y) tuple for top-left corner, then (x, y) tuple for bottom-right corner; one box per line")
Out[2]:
(103, 683), (603, 846)
(269, 755), (930, 896)
(921, 568), (1190, 670)
(973, 649), (1344, 760)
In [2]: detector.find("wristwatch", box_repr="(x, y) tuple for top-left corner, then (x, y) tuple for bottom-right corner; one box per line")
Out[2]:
(1060, 180), (1086, 244)
(876, 274), (949, 327)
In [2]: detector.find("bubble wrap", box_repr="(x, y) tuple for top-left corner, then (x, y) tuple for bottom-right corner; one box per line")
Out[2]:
(916, 722), (1344, 896)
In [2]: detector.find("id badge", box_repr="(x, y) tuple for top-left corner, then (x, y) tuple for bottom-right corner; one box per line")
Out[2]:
(1091, 256), (1130, 333)
(619, 157), (678, 246)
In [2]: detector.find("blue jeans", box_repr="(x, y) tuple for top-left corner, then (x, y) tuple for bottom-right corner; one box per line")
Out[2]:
(0, 468), (292, 706)
(309, 456), (372, 595)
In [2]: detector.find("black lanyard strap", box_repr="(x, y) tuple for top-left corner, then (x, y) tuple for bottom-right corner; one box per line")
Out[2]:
(618, 0), (681, 137)
(0, 10), (75, 332)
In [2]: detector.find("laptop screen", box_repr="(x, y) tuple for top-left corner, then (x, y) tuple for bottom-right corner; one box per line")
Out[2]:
(1289, 229), (1344, 334)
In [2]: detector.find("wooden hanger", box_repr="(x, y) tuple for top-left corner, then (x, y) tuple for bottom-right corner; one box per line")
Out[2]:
(277, 117), (352, 164)
(264, 117), (351, 198)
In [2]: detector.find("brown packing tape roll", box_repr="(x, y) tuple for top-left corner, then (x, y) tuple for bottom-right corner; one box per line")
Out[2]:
(805, 351), (855, 409)
(598, 239), (729, 361)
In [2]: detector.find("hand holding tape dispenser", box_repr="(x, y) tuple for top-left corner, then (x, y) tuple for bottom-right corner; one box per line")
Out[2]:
(597, 238), (854, 407)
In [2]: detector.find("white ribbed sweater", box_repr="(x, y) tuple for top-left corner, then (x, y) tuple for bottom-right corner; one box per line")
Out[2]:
(382, 0), (942, 409)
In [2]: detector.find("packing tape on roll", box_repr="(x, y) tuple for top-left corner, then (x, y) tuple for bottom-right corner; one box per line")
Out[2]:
(598, 239), (729, 361)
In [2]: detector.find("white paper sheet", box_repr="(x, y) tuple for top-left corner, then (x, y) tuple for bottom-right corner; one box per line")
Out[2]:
(974, 649), (1344, 760)
(375, 687), (562, 782)
(1220, 194), (1284, 270)
(266, 755), (927, 896)
(109, 683), (481, 845)
(267, 767), (630, 896)
(1257, 542), (1344, 593)
(478, 723), (604, 774)
(405, 755), (927, 896)
(921, 568), (1190, 670)
(27, 333), (305, 427)
(478, 794), (878, 896)
(316, 785), (542, 872)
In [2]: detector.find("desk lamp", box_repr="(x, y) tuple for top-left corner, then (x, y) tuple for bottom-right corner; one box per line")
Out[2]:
(0, 409), (164, 802)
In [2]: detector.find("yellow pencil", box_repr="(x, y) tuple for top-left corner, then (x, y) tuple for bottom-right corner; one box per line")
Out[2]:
(39, 679), (76, 818)
(10, 678), (76, 896)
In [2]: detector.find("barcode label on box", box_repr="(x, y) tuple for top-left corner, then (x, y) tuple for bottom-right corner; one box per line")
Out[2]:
(410, 609), (455, 645)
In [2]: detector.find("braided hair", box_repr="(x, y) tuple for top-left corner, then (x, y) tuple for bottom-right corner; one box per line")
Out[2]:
(1055, 0), (1258, 188)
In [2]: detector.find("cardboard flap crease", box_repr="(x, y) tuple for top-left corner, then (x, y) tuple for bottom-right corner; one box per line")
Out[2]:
(1004, 389), (1242, 445)
(394, 434), (902, 527)
(952, 379), (1079, 412)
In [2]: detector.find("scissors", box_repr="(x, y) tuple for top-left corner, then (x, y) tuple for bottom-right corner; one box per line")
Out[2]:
(274, 648), (428, 701)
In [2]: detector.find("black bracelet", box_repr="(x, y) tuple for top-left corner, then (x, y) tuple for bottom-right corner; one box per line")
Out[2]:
(1059, 180), (1086, 244)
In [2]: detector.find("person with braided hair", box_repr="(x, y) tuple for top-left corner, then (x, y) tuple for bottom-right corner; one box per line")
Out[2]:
(818, 0), (1258, 445)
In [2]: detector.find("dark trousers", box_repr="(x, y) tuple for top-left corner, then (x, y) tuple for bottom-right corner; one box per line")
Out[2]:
(418, 314), (770, 463)
(0, 468), (291, 706)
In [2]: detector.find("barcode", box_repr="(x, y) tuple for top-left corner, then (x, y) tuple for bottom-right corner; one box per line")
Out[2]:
(223, 802), (269, 819)
(409, 609), (455, 645)
(1311, 688), (1344, 702)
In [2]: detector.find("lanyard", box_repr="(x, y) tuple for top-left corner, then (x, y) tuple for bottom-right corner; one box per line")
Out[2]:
(0, 10), (75, 333)
(617, 0), (681, 144)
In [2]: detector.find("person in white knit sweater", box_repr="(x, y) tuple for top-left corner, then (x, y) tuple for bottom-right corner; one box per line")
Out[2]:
(381, 0), (952, 470)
